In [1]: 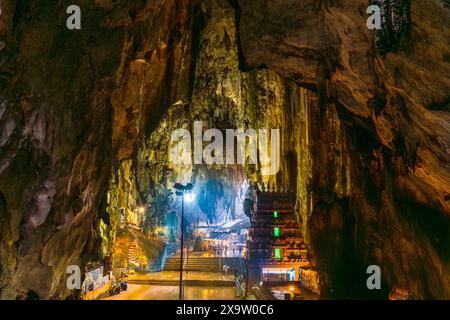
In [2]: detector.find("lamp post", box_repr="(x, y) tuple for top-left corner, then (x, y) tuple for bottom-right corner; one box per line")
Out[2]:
(174, 183), (194, 300)
(186, 224), (190, 276)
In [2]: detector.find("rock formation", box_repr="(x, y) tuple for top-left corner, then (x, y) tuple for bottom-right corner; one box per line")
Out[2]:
(0, 0), (449, 299)
(237, 0), (450, 298)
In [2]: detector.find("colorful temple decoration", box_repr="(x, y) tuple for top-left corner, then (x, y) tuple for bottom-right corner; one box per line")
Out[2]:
(246, 183), (311, 285)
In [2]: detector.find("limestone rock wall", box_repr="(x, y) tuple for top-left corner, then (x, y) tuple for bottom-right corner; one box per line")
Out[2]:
(237, 0), (450, 298)
(0, 0), (194, 299)
(134, 0), (318, 232)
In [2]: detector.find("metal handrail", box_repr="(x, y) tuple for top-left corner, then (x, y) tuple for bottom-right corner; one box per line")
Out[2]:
(160, 243), (177, 271)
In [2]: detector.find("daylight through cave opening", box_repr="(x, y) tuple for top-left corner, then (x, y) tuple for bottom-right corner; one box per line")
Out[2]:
(103, 0), (317, 297)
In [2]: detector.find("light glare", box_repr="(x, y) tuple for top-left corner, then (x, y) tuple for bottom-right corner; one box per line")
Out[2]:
(185, 193), (195, 202)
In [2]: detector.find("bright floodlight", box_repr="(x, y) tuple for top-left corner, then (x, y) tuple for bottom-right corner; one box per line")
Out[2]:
(138, 206), (145, 213)
(184, 193), (195, 202)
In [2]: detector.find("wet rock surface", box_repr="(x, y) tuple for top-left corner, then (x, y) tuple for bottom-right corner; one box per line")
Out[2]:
(238, 0), (450, 298)
(0, 0), (448, 299)
(0, 0), (194, 299)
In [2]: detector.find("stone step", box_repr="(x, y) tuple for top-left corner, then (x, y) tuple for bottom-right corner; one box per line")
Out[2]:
(128, 279), (235, 287)
(163, 258), (243, 271)
(147, 259), (163, 271)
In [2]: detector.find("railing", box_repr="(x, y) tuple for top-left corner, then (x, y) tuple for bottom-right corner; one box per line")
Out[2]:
(160, 243), (177, 271)
(233, 257), (248, 298)
(247, 257), (310, 265)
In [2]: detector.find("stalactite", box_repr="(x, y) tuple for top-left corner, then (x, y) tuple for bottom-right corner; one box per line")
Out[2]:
(371, 0), (411, 55)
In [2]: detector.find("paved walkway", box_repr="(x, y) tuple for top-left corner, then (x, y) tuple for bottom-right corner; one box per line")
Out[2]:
(129, 271), (234, 282)
(104, 270), (238, 300)
(104, 284), (237, 300)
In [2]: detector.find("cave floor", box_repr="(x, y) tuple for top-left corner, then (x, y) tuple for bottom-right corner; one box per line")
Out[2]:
(102, 271), (319, 300)
(103, 283), (238, 300)
(128, 271), (234, 282)
(103, 270), (237, 300)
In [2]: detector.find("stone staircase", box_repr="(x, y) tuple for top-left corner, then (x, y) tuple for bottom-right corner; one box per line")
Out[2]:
(146, 243), (177, 271)
(250, 285), (276, 300)
(127, 239), (139, 266)
(146, 258), (162, 271)
(163, 255), (243, 272)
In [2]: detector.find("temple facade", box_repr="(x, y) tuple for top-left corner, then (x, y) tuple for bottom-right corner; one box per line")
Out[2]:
(246, 185), (311, 285)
